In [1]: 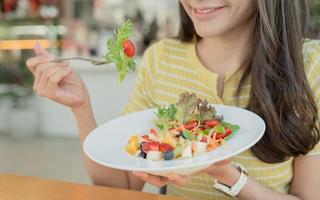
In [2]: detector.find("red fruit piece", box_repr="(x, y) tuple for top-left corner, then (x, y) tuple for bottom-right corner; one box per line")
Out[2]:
(141, 142), (149, 152)
(148, 141), (160, 151)
(184, 120), (198, 130)
(200, 136), (207, 143)
(123, 39), (135, 57)
(215, 133), (225, 140)
(142, 135), (151, 142)
(225, 128), (232, 137)
(204, 120), (220, 128)
(150, 128), (157, 135)
(159, 143), (174, 153)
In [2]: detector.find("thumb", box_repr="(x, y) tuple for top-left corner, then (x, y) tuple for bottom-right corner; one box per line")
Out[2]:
(34, 42), (49, 56)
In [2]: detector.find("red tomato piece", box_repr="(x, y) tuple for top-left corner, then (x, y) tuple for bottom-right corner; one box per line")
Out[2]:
(123, 39), (136, 57)
(204, 120), (220, 128)
(184, 120), (199, 130)
(148, 141), (160, 151)
(159, 143), (174, 153)
(225, 128), (232, 137)
(142, 135), (151, 142)
(215, 133), (225, 140)
(200, 136), (207, 143)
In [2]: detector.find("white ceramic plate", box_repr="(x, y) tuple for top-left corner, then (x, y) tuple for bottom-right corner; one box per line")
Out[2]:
(83, 105), (265, 176)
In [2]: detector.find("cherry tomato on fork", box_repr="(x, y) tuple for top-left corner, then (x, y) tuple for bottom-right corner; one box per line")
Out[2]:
(123, 39), (136, 57)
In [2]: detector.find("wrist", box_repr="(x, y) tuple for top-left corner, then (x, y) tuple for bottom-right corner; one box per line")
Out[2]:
(212, 162), (248, 197)
(71, 98), (92, 116)
(208, 163), (241, 187)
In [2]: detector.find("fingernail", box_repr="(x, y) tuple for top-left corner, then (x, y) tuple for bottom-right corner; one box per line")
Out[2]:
(34, 42), (41, 49)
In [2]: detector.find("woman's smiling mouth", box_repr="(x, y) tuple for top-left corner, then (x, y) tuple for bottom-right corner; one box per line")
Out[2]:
(191, 6), (228, 20)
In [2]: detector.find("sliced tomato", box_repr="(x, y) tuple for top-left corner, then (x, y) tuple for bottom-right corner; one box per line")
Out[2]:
(148, 141), (160, 151)
(159, 143), (174, 153)
(142, 135), (151, 142)
(204, 120), (220, 128)
(215, 133), (225, 140)
(225, 128), (232, 138)
(184, 120), (199, 130)
(200, 136), (207, 143)
(150, 128), (159, 138)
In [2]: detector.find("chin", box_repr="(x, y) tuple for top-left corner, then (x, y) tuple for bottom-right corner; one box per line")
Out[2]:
(193, 24), (227, 38)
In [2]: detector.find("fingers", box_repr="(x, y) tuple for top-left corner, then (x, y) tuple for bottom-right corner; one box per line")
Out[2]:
(26, 54), (54, 75)
(133, 171), (192, 188)
(34, 61), (70, 91)
(166, 173), (192, 187)
(35, 64), (72, 98)
(42, 66), (73, 98)
(133, 172), (169, 188)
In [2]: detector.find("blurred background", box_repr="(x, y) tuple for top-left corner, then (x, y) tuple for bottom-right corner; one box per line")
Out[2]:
(0, 0), (319, 194)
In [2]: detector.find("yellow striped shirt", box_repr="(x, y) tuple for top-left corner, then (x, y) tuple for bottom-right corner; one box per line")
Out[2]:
(123, 39), (320, 200)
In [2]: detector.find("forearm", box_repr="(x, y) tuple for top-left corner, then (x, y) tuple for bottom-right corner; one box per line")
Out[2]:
(72, 102), (97, 144)
(210, 164), (300, 200)
(71, 103), (137, 190)
(237, 178), (300, 200)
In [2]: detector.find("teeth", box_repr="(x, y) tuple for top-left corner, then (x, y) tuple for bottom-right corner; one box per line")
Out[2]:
(195, 8), (216, 14)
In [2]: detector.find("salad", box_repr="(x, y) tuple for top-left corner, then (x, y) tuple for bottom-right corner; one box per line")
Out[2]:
(104, 19), (136, 82)
(125, 92), (240, 161)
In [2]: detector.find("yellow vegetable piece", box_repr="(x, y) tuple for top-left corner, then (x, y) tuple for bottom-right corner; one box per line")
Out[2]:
(130, 135), (139, 144)
(126, 141), (138, 155)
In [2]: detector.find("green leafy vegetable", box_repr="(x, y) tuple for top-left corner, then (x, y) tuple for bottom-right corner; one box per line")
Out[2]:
(214, 125), (225, 134)
(183, 130), (197, 141)
(197, 100), (216, 121)
(105, 19), (136, 82)
(155, 104), (177, 131)
(221, 122), (240, 133)
(176, 92), (201, 123)
(199, 129), (210, 135)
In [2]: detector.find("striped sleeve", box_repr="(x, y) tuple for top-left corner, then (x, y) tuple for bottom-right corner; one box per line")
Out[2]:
(122, 44), (157, 115)
(304, 40), (320, 156)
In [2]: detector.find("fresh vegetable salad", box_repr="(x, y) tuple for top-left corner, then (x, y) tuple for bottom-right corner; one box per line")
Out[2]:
(125, 92), (240, 161)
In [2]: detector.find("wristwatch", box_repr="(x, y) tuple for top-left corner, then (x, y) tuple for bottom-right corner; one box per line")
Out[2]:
(213, 162), (248, 197)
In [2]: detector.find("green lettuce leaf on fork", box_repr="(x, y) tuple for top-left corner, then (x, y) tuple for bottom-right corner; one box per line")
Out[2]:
(105, 19), (136, 82)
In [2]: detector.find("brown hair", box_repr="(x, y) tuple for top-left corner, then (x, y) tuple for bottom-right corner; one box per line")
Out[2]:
(178, 0), (320, 163)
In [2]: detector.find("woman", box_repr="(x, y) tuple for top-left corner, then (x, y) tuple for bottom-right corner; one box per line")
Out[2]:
(26, 0), (320, 199)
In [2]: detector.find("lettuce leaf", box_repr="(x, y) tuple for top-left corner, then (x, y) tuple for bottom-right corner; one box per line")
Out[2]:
(197, 100), (216, 121)
(221, 122), (240, 133)
(175, 92), (201, 123)
(155, 104), (177, 131)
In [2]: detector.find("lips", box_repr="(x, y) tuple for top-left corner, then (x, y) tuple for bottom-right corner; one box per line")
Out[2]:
(193, 7), (223, 14)
(190, 5), (227, 20)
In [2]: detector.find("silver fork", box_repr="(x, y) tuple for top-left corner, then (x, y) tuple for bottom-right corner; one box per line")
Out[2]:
(52, 57), (107, 65)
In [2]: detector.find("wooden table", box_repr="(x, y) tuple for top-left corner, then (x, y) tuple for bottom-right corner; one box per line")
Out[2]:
(0, 174), (184, 200)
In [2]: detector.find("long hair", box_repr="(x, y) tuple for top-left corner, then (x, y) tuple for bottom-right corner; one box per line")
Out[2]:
(178, 0), (320, 163)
